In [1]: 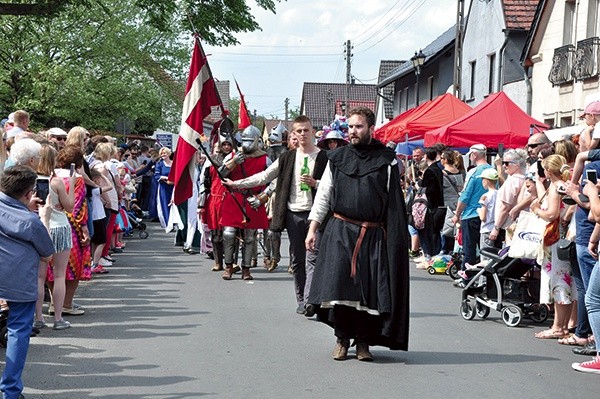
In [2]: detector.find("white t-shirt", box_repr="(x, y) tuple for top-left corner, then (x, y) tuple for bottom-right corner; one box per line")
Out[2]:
(479, 190), (497, 233)
(91, 188), (106, 221)
(288, 150), (319, 213)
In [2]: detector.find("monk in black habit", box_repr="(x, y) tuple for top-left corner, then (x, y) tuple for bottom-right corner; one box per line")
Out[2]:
(305, 106), (410, 362)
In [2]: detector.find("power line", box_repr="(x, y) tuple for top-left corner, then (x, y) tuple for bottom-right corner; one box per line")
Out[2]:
(235, 44), (341, 48)
(210, 58), (341, 64)
(355, 0), (429, 54)
(211, 52), (340, 57)
(357, 0), (427, 52)
(351, 0), (403, 42)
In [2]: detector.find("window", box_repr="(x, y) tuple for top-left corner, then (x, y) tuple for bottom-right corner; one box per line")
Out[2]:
(404, 87), (409, 112)
(563, 1), (576, 45)
(469, 60), (476, 99)
(587, 0), (599, 38)
(560, 116), (572, 127)
(488, 53), (496, 94)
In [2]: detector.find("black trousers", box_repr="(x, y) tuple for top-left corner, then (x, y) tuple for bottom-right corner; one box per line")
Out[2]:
(333, 305), (381, 342)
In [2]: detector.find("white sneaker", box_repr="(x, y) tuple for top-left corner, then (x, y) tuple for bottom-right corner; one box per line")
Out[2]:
(98, 258), (113, 267)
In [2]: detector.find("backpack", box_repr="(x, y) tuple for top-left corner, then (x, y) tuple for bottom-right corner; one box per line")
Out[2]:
(411, 187), (431, 230)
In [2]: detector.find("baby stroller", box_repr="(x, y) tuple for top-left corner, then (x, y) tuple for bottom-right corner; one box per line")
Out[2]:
(126, 212), (149, 239)
(459, 247), (549, 327)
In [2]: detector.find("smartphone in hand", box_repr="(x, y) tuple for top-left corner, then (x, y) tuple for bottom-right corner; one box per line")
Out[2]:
(36, 179), (50, 206)
(537, 160), (545, 178)
(586, 169), (598, 184)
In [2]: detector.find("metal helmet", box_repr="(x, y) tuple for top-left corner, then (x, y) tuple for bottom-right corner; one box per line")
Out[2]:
(218, 134), (233, 154)
(241, 125), (261, 154)
(268, 122), (287, 146)
(317, 130), (347, 149)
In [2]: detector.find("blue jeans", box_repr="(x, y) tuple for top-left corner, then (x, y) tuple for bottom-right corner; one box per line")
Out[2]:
(461, 217), (481, 270)
(1, 301), (35, 399)
(575, 244), (595, 337)
(585, 262), (600, 343)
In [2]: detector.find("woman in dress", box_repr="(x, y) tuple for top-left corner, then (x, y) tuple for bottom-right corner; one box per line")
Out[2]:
(35, 144), (77, 329)
(92, 142), (122, 264)
(154, 147), (174, 229)
(47, 145), (91, 316)
(440, 150), (464, 254)
(530, 154), (577, 339)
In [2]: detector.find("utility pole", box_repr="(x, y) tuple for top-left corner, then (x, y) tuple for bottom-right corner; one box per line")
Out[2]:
(454, 0), (465, 99)
(344, 39), (353, 117)
(284, 97), (289, 123)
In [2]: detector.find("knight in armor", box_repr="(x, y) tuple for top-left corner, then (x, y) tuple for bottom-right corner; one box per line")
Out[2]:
(219, 125), (271, 281)
(200, 134), (235, 272)
(267, 121), (288, 161)
(262, 122), (289, 272)
(225, 115), (328, 315)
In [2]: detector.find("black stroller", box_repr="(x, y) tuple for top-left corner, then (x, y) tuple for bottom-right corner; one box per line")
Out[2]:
(126, 212), (149, 239)
(459, 247), (549, 327)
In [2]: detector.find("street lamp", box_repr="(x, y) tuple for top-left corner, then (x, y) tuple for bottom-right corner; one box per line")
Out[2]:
(411, 49), (426, 105)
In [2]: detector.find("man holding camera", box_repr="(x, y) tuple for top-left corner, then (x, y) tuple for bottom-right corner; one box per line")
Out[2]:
(0, 165), (55, 399)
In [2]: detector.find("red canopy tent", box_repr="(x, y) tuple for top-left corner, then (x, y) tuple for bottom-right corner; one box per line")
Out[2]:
(425, 91), (549, 149)
(374, 93), (471, 143)
(373, 102), (428, 142)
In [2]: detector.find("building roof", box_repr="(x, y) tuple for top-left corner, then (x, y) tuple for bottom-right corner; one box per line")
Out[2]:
(300, 82), (377, 128)
(378, 60), (404, 119)
(503, 0), (541, 30)
(207, 80), (230, 122)
(378, 25), (456, 87)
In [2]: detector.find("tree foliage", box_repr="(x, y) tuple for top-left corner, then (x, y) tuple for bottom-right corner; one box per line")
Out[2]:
(0, 0), (282, 46)
(0, 0), (284, 133)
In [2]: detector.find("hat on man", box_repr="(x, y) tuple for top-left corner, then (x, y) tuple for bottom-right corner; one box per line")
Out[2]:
(317, 130), (347, 149)
(579, 101), (600, 118)
(47, 127), (67, 137)
(480, 168), (499, 181)
(467, 143), (487, 156)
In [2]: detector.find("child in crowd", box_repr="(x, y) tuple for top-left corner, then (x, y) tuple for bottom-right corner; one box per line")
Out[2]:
(478, 168), (500, 253)
(90, 169), (114, 273)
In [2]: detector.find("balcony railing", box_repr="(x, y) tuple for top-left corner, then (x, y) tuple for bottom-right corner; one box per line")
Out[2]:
(572, 37), (600, 81)
(548, 44), (575, 86)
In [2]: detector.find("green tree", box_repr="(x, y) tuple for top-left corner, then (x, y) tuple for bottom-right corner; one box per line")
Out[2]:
(0, 0), (190, 133)
(0, 0), (283, 46)
(289, 105), (301, 120)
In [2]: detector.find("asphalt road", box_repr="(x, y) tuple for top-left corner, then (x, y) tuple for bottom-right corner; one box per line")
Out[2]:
(12, 223), (597, 399)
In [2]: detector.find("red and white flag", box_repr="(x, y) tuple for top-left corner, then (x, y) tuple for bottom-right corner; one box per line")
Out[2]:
(235, 79), (252, 130)
(170, 37), (222, 205)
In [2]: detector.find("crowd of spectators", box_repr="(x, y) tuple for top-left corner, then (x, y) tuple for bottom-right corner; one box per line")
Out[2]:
(405, 100), (600, 375)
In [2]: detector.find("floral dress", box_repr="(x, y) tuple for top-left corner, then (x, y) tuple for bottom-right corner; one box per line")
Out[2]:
(538, 186), (577, 305)
(47, 176), (92, 282)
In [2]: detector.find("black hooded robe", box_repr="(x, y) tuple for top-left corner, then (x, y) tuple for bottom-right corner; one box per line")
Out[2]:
(307, 141), (410, 350)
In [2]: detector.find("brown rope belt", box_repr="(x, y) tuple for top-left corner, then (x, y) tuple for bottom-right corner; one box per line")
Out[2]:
(333, 213), (385, 278)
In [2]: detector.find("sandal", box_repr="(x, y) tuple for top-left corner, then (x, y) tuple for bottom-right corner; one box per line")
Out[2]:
(534, 329), (566, 339)
(558, 334), (589, 346)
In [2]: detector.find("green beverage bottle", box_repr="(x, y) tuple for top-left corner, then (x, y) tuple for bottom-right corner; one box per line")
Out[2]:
(300, 156), (310, 191)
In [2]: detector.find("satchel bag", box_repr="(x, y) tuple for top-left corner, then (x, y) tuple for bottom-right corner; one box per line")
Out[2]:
(543, 218), (560, 247)
(557, 238), (576, 261)
(508, 211), (546, 260)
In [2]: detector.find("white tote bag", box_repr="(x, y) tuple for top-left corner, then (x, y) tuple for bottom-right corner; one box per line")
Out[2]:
(165, 202), (184, 233)
(508, 211), (546, 260)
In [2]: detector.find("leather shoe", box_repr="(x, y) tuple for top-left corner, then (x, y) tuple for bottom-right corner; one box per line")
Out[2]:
(304, 304), (316, 318)
(332, 338), (350, 360)
(573, 342), (597, 356)
(356, 342), (373, 361)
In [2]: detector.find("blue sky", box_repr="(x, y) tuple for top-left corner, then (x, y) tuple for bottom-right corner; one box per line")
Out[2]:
(203, 0), (459, 119)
